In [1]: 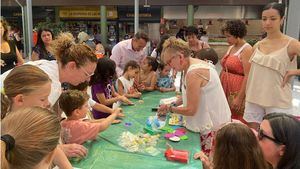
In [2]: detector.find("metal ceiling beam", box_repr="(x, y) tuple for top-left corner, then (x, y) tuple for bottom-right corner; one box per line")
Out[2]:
(2, 0), (277, 7)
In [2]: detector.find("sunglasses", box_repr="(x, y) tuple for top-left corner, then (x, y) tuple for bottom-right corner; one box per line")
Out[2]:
(258, 129), (283, 145)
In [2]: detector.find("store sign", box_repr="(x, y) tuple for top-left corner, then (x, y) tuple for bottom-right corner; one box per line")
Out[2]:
(59, 7), (117, 19)
(126, 13), (152, 18)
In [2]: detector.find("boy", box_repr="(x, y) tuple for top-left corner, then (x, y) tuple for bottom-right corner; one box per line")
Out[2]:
(59, 90), (119, 144)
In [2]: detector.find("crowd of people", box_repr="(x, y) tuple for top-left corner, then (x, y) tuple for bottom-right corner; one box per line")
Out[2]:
(1, 2), (300, 169)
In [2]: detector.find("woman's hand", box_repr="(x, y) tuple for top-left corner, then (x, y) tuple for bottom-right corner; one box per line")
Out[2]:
(194, 151), (212, 169)
(60, 143), (88, 158)
(282, 70), (294, 87)
(232, 96), (243, 111)
(158, 104), (169, 116)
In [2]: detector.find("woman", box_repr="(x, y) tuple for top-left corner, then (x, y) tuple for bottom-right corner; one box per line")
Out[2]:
(220, 20), (252, 123)
(186, 26), (210, 55)
(159, 37), (231, 156)
(259, 113), (300, 169)
(32, 28), (55, 61)
(1, 32), (98, 158)
(0, 19), (24, 74)
(1, 107), (61, 169)
(243, 2), (300, 130)
(194, 123), (268, 169)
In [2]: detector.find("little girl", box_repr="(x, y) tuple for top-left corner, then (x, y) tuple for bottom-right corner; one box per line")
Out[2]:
(156, 64), (175, 92)
(116, 60), (142, 98)
(137, 56), (158, 91)
(90, 57), (132, 119)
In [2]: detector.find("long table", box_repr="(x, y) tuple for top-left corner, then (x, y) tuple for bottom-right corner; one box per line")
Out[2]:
(71, 91), (202, 169)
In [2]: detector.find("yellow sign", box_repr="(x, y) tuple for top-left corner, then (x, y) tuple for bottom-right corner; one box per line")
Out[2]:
(59, 6), (117, 19)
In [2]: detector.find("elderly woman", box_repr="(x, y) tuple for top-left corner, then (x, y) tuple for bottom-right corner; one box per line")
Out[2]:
(158, 37), (231, 156)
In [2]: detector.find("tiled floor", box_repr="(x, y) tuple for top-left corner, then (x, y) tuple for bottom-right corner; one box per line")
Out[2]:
(174, 63), (300, 117)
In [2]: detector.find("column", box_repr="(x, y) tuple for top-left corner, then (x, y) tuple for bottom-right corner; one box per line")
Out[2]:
(101, 5), (107, 47)
(187, 5), (194, 26)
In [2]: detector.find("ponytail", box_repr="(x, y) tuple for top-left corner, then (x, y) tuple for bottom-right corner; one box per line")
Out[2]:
(1, 92), (11, 119)
(1, 134), (16, 169)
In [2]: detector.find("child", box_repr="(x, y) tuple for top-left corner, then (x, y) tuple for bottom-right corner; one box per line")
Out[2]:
(90, 57), (132, 119)
(0, 64), (81, 167)
(194, 123), (267, 169)
(194, 48), (218, 65)
(116, 60), (142, 98)
(69, 82), (124, 120)
(59, 90), (119, 145)
(1, 107), (61, 169)
(137, 56), (158, 91)
(156, 64), (175, 92)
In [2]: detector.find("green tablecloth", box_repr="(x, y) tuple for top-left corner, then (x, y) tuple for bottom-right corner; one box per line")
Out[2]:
(72, 91), (202, 169)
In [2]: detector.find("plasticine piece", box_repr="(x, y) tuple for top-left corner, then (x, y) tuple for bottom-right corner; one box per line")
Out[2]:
(174, 130), (185, 137)
(144, 126), (160, 135)
(169, 136), (180, 142)
(176, 128), (187, 134)
(124, 122), (132, 127)
(165, 148), (189, 163)
(164, 133), (175, 139)
(180, 135), (188, 140)
(138, 100), (144, 104)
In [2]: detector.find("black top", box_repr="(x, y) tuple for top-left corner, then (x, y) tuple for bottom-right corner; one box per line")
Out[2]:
(1, 41), (17, 74)
(33, 45), (56, 61)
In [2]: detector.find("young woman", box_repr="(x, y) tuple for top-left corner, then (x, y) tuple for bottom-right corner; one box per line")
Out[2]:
(0, 19), (24, 74)
(243, 2), (300, 130)
(32, 28), (55, 61)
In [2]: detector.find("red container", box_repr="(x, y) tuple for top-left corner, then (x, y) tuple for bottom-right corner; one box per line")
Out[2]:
(165, 148), (189, 164)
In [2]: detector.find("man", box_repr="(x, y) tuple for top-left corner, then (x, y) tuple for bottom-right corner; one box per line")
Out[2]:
(110, 32), (149, 77)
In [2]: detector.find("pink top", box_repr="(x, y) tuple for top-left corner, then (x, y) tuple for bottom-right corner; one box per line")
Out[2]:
(61, 119), (101, 144)
(110, 39), (146, 77)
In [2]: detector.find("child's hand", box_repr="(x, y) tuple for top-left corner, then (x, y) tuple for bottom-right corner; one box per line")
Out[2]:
(119, 95), (134, 105)
(60, 144), (88, 158)
(112, 119), (122, 124)
(138, 84), (146, 91)
(133, 92), (142, 98)
(194, 151), (212, 169)
(114, 108), (125, 117)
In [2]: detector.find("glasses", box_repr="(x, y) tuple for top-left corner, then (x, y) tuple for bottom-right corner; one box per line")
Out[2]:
(258, 129), (283, 145)
(81, 66), (94, 77)
(165, 56), (177, 66)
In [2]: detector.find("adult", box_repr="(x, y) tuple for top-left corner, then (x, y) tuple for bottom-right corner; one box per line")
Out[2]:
(1, 32), (98, 158)
(32, 28), (56, 61)
(0, 19), (24, 74)
(243, 2), (300, 130)
(159, 37), (231, 156)
(220, 20), (252, 123)
(186, 26), (210, 55)
(1, 107), (61, 169)
(110, 31), (149, 77)
(259, 113), (300, 169)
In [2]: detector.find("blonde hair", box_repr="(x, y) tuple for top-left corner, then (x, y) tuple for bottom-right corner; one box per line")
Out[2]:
(77, 31), (89, 44)
(161, 36), (192, 63)
(1, 107), (60, 169)
(51, 32), (97, 68)
(1, 65), (51, 119)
